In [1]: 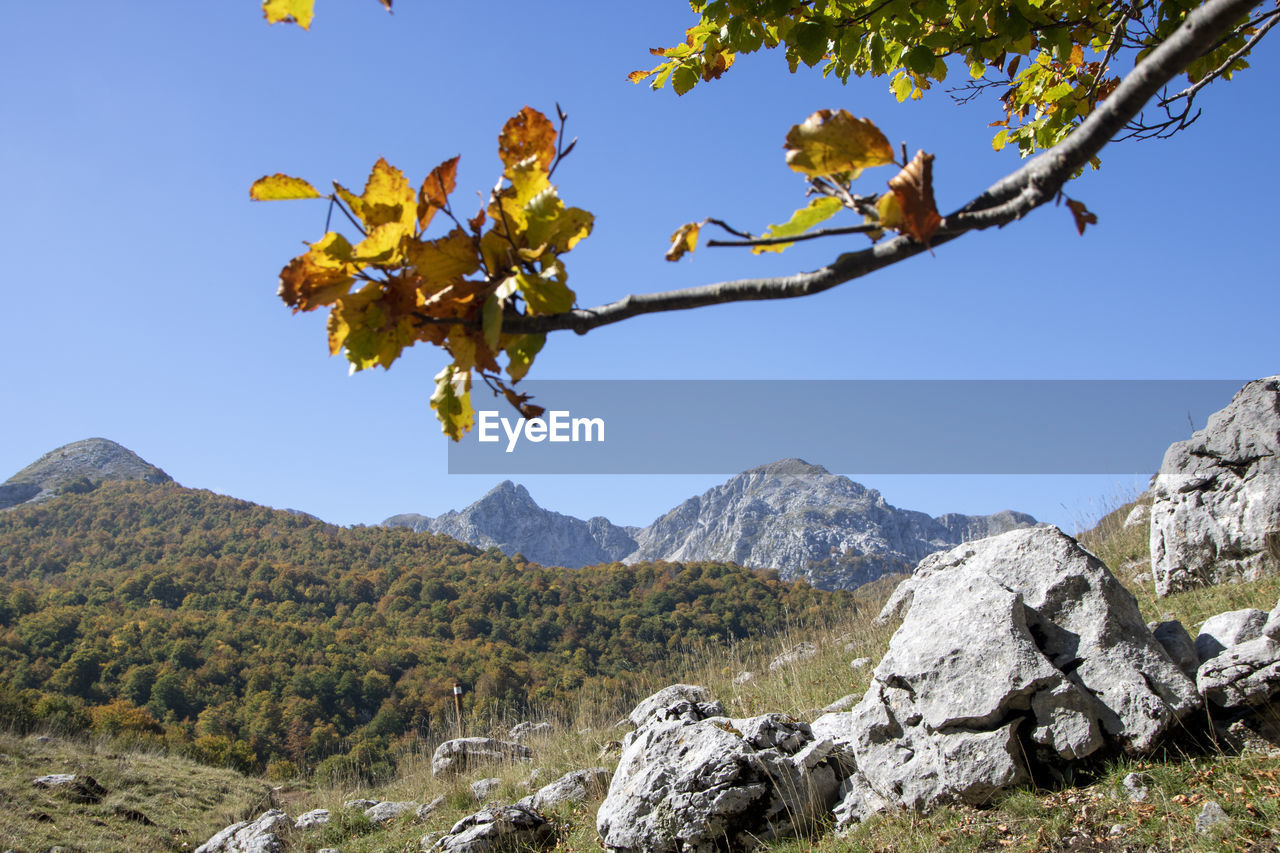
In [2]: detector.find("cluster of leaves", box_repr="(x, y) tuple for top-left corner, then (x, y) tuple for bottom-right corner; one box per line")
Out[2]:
(0, 481), (850, 778)
(666, 107), (1098, 259)
(667, 108), (947, 260)
(633, 0), (1261, 156)
(252, 106), (592, 439)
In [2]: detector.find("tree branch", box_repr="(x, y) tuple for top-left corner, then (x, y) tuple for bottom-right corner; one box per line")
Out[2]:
(498, 0), (1263, 338)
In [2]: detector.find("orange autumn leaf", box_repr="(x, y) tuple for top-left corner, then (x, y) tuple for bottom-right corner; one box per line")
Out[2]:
(418, 155), (460, 230)
(1064, 197), (1098, 235)
(887, 150), (943, 246)
(498, 107), (557, 173)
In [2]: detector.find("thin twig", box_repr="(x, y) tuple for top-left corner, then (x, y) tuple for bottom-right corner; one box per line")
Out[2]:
(707, 223), (882, 248)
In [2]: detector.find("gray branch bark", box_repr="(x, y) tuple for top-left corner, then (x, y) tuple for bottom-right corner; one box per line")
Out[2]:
(501, 0), (1263, 337)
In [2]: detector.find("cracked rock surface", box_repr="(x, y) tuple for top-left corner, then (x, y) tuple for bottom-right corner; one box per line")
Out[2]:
(1150, 376), (1280, 596)
(598, 688), (846, 853)
(821, 526), (1198, 828)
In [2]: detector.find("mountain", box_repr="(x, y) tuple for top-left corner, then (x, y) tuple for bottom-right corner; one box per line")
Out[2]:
(0, 437), (173, 510)
(386, 480), (638, 569)
(384, 459), (1037, 589)
(627, 459), (1038, 589)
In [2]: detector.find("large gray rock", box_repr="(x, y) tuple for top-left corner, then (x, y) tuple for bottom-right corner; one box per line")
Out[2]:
(827, 527), (1198, 826)
(434, 804), (558, 853)
(1150, 377), (1280, 596)
(1195, 609), (1269, 663)
(194, 810), (291, 853)
(431, 738), (532, 778)
(598, 699), (847, 853)
(516, 767), (610, 812)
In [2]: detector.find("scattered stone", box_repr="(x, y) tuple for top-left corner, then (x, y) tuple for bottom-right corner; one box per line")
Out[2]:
(343, 798), (379, 811)
(768, 642), (817, 672)
(626, 684), (725, 730)
(417, 796), (446, 821)
(431, 738), (532, 778)
(1196, 609), (1269, 663)
(35, 736), (50, 744)
(1197, 629), (1280, 709)
(31, 773), (107, 804)
(317, 849), (340, 853)
(821, 694), (859, 713)
(517, 767), (610, 812)
(1122, 772), (1151, 802)
(508, 721), (552, 743)
(598, 706), (847, 853)
(294, 808), (331, 830)
(365, 801), (419, 825)
(471, 778), (502, 802)
(1149, 620), (1199, 678)
(419, 832), (446, 851)
(435, 804), (558, 853)
(596, 740), (621, 759)
(1123, 504), (1149, 529)
(849, 657), (871, 670)
(1150, 376), (1280, 596)
(1196, 800), (1231, 834)
(732, 670), (755, 686)
(1108, 823), (1127, 837)
(194, 809), (291, 853)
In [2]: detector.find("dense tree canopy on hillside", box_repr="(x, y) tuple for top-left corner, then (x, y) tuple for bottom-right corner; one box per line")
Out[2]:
(0, 483), (851, 778)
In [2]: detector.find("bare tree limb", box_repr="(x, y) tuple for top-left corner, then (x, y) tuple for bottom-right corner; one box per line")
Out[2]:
(499, 0), (1263, 338)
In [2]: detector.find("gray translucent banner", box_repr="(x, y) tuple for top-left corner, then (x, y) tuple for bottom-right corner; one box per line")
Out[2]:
(446, 380), (1246, 474)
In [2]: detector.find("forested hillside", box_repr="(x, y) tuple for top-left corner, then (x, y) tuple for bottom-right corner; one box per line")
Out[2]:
(0, 482), (850, 781)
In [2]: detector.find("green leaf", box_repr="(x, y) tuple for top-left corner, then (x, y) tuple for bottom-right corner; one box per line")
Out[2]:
(672, 64), (700, 95)
(753, 196), (843, 254)
(905, 45), (937, 76)
(791, 21), (830, 67)
(505, 334), (545, 382)
(482, 294), (502, 351)
(430, 364), (474, 441)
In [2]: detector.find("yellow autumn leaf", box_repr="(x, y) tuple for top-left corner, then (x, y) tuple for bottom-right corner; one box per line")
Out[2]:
(277, 232), (357, 312)
(665, 222), (701, 262)
(250, 174), (323, 201)
(357, 158), (417, 235)
(404, 229), (482, 288)
(784, 109), (896, 179)
(262, 0), (314, 29)
(351, 223), (404, 264)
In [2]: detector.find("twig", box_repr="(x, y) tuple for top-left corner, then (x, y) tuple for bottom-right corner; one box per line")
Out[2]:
(706, 223), (883, 248)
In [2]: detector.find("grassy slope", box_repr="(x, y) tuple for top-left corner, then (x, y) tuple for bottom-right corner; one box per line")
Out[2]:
(6, 513), (1280, 853)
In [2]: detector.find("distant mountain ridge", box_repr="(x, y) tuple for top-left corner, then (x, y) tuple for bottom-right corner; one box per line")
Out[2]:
(384, 459), (1039, 588)
(384, 481), (638, 569)
(0, 437), (173, 510)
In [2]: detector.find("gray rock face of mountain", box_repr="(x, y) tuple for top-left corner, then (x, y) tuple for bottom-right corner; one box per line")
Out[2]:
(626, 459), (1037, 589)
(383, 513), (434, 533)
(1150, 376), (1280, 596)
(1, 438), (173, 510)
(403, 482), (638, 569)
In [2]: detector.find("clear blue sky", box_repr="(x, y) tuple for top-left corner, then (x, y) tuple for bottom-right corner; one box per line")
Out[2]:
(2, 3), (1276, 533)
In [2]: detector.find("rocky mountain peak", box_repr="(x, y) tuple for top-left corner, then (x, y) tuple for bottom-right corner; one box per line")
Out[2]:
(1, 438), (173, 510)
